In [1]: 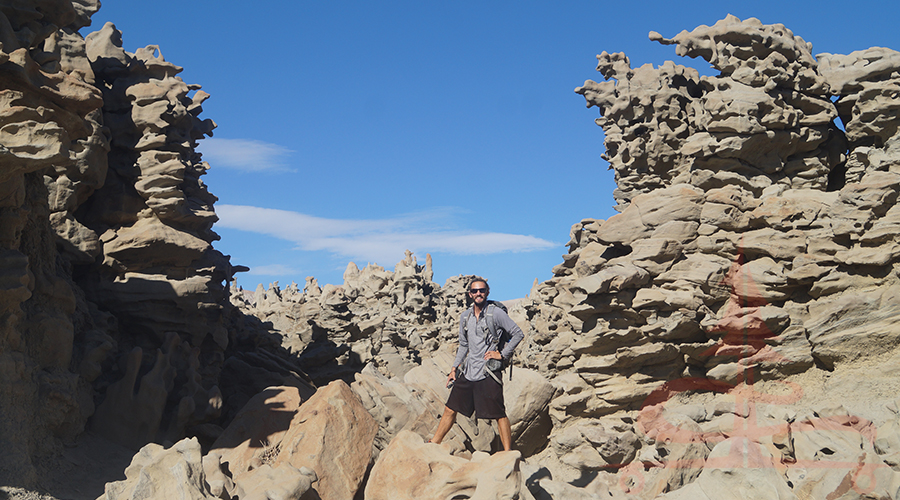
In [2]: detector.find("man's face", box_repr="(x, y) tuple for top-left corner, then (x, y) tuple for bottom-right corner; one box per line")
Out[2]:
(468, 281), (489, 306)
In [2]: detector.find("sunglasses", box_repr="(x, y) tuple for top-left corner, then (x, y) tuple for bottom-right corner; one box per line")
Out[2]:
(469, 288), (488, 294)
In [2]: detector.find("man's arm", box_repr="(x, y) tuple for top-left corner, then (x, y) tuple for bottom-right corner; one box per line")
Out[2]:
(450, 312), (469, 378)
(496, 309), (524, 360)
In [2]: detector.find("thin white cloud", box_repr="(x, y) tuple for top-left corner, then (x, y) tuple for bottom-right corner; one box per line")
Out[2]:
(216, 204), (557, 265)
(200, 138), (294, 172)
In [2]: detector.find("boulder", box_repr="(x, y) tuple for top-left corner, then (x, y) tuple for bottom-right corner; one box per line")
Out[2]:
(365, 430), (534, 500)
(233, 464), (317, 500)
(213, 381), (377, 500)
(99, 438), (214, 500)
(658, 437), (798, 500)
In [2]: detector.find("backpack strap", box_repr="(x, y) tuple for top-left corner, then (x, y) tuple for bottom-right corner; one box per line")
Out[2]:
(485, 302), (499, 347)
(459, 307), (472, 369)
(486, 302), (515, 380)
(463, 303), (499, 346)
(460, 308), (472, 336)
(485, 365), (502, 385)
(465, 302), (505, 353)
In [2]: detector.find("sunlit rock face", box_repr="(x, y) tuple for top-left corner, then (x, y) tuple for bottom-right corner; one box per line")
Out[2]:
(529, 14), (900, 418)
(509, 14), (900, 498)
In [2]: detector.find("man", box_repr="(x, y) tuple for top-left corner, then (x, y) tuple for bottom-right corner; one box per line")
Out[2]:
(430, 278), (524, 451)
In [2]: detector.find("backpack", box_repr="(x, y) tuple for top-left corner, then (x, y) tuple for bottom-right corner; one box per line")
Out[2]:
(460, 300), (513, 382)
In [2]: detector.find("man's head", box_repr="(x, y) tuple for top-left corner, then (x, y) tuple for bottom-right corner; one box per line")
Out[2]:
(467, 278), (489, 306)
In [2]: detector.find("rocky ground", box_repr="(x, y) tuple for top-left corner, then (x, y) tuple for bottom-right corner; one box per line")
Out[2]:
(4, 3), (900, 499)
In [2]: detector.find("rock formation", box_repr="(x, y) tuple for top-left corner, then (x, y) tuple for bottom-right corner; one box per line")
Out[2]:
(364, 430), (535, 500)
(0, 1), (312, 489)
(98, 438), (214, 500)
(8, 3), (900, 499)
(231, 251), (490, 385)
(515, 14), (900, 498)
(210, 381), (377, 500)
(1, 0), (106, 484)
(79, 21), (239, 450)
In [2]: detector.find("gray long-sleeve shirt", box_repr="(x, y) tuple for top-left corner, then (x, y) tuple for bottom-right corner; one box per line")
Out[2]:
(452, 304), (524, 382)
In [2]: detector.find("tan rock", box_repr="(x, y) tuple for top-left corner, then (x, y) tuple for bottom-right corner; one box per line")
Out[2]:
(351, 362), (444, 455)
(365, 430), (534, 500)
(650, 220), (701, 243)
(839, 171), (900, 211)
(748, 189), (836, 230)
(700, 202), (750, 231)
(573, 263), (650, 296)
(214, 381), (376, 500)
(818, 47), (900, 95)
(835, 242), (900, 266)
(628, 412), (710, 496)
(705, 185), (761, 211)
(596, 185), (703, 245)
(730, 257), (789, 302)
(551, 421), (640, 470)
(572, 241), (611, 277)
(656, 253), (732, 290)
(641, 309), (704, 342)
(505, 367), (557, 455)
(658, 437), (798, 500)
(233, 464), (317, 500)
(809, 269), (884, 298)
(788, 412), (894, 500)
(730, 228), (807, 260)
(630, 238), (684, 274)
(99, 438), (214, 500)
(806, 286), (900, 368)
(828, 202), (873, 239)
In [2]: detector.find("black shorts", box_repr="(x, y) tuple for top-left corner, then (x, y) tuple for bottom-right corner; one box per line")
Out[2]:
(446, 373), (506, 419)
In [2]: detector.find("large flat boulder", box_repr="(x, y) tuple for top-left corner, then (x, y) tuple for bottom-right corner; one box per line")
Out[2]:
(212, 381), (377, 500)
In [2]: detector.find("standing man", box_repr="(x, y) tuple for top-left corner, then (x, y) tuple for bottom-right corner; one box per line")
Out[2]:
(430, 278), (524, 451)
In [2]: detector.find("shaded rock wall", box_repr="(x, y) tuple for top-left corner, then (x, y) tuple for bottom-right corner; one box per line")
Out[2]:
(0, 0), (105, 484)
(78, 22), (237, 449)
(0, 1), (311, 487)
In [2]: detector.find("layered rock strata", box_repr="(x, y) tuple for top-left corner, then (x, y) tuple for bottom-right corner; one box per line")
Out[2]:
(512, 14), (900, 497)
(0, 2), (310, 487)
(0, 0), (105, 484)
(78, 22), (238, 450)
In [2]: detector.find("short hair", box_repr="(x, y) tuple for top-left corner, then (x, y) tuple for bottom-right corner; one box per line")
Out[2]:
(467, 277), (489, 293)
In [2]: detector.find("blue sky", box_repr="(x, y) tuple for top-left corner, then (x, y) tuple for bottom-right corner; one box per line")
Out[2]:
(85, 1), (899, 300)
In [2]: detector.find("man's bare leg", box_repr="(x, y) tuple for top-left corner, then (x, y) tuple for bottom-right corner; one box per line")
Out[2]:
(431, 406), (458, 444)
(497, 416), (512, 451)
